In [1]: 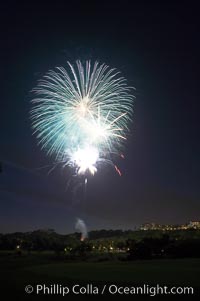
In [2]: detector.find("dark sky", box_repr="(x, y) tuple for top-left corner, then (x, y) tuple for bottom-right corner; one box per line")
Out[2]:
(0, 1), (200, 233)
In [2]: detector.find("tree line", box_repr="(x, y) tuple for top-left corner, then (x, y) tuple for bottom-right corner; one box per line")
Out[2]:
(0, 229), (200, 260)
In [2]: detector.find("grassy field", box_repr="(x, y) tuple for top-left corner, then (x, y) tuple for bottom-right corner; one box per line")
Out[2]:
(0, 252), (200, 300)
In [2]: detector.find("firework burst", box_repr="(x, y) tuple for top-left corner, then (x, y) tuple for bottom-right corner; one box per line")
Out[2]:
(31, 60), (134, 175)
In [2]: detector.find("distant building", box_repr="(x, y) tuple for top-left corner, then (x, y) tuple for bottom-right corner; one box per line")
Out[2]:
(140, 221), (200, 231)
(188, 221), (200, 229)
(140, 223), (164, 231)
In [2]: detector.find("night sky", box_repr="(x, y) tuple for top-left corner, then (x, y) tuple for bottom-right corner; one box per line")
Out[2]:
(0, 1), (200, 233)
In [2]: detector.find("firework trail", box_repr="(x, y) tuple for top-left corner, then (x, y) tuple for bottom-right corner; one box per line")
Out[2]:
(75, 218), (88, 241)
(31, 60), (134, 176)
